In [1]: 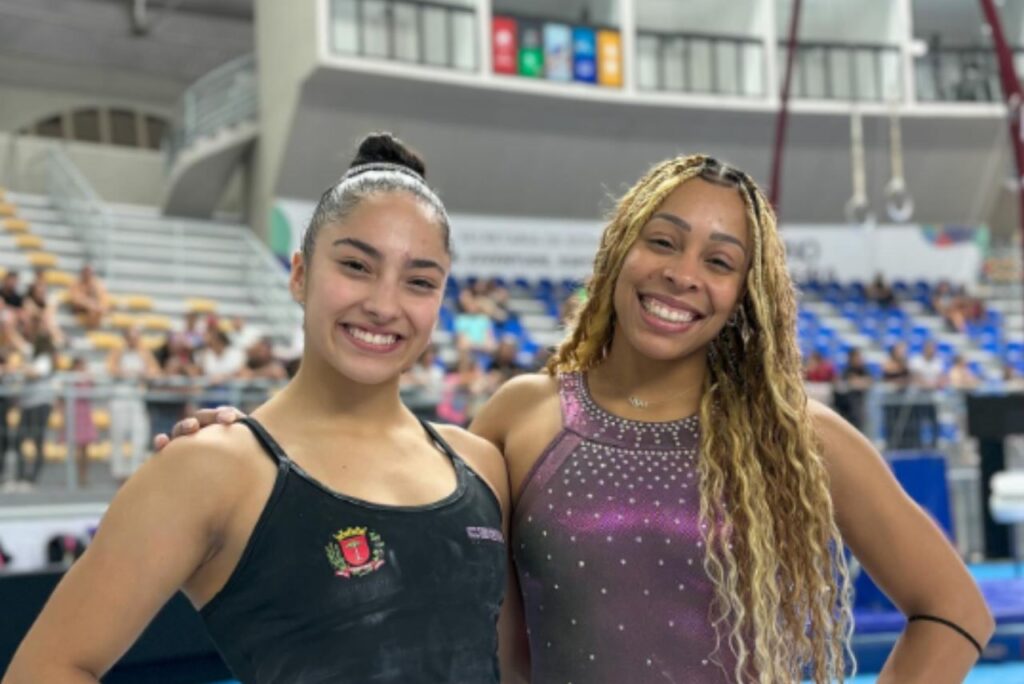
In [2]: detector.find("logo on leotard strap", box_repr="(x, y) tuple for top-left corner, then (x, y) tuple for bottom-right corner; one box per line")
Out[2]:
(325, 527), (386, 578)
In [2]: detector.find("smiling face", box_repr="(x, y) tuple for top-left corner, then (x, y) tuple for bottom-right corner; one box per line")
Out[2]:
(291, 191), (449, 387)
(611, 178), (751, 364)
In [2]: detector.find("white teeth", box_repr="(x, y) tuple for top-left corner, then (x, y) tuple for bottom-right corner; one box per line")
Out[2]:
(346, 326), (397, 346)
(641, 297), (696, 323)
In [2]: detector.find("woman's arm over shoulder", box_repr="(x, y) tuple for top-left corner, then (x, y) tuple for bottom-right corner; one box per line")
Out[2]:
(809, 400), (994, 683)
(2, 425), (260, 684)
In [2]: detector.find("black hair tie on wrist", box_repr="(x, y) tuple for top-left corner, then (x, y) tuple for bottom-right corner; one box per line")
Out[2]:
(908, 614), (983, 657)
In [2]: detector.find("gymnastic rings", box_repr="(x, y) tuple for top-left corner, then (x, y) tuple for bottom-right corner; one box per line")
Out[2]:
(844, 195), (873, 225)
(884, 177), (914, 223)
(884, 108), (915, 223)
(845, 109), (874, 226)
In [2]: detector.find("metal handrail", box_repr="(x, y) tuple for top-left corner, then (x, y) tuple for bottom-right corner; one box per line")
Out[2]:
(329, 0), (478, 71)
(637, 30), (764, 97)
(166, 54), (258, 167)
(777, 40), (902, 102)
(44, 146), (115, 278)
(914, 45), (1024, 103)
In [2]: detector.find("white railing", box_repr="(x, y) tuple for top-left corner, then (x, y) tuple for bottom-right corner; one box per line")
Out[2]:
(44, 146), (115, 278)
(166, 54), (258, 167)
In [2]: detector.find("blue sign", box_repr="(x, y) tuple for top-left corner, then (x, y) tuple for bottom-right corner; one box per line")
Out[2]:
(572, 27), (596, 83)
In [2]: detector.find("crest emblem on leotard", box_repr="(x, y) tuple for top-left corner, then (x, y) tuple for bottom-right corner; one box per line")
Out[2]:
(325, 527), (386, 578)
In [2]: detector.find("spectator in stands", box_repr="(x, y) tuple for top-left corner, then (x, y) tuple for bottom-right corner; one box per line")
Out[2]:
(0, 271), (23, 311)
(12, 331), (58, 491)
(181, 311), (206, 350)
(803, 350), (836, 383)
(453, 295), (496, 354)
(400, 344), (446, 406)
(929, 282), (983, 334)
(1001, 363), (1024, 390)
(198, 327), (245, 384)
(882, 341), (912, 387)
(238, 337), (287, 382)
(149, 332), (199, 446)
(487, 335), (525, 390)
(22, 280), (64, 348)
(0, 304), (29, 487)
(835, 348), (872, 433)
(107, 327), (160, 484)
(909, 340), (946, 389)
(67, 264), (110, 330)
(230, 315), (265, 353)
(436, 349), (490, 426)
(866, 273), (896, 309)
(67, 356), (97, 488)
(156, 332), (199, 378)
(947, 354), (980, 390)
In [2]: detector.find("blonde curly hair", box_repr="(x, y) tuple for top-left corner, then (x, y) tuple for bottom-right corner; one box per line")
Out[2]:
(546, 154), (854, 682)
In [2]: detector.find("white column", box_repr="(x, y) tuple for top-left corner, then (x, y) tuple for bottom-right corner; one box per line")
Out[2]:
(762, 0), (779, 104)
(477, 0), (492, 77)
(619, 0), (637, 94)
(896, 0), (916, 106)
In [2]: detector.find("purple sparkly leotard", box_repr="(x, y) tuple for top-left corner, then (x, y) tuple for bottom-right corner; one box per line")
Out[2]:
(512, 372), (735, 683)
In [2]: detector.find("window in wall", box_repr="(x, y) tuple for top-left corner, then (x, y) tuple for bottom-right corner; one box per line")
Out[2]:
(35, 115), (65, 139)
(110, 109), (138, 147)
(71, 109), (102, 143)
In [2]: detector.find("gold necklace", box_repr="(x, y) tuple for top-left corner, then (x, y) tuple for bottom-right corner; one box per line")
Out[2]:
(591, 373), (699, 411)
(626, 390), (695, 409)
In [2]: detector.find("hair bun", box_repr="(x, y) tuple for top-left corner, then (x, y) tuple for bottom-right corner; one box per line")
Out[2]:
(349, 132), (427, 179)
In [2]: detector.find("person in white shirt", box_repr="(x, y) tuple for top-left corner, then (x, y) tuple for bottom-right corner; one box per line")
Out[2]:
(909, 340), (946, 389)
(198, 328), (245, 383)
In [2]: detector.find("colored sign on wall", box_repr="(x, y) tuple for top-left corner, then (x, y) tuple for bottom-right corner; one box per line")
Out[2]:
(518, 21), (544, 78)
(543, 23), (572, 81)
(491, 16), (518, 75)
(596, 29), (622, 87)
(572, 27), (597, 83)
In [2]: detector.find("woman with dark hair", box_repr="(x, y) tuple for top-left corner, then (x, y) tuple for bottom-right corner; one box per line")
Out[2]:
(3, 134), (511, 684)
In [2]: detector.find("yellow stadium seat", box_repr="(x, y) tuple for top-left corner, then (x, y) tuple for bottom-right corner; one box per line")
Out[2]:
(44, 443), (67, 461)
(45, 270), (75, 287)
(56, 354), (73, 371)
(14, 234), (43, 250)
(92, 409), (111, 430)
(88, 442), (111, 461)
(0, 187), (5, 201)
(87, 330), (124, 351)
(27, 252), (58, 268)
(4, 407), (17, 429)
(124, 294), (154, 311)
(142, 333), (166, 350)
(0, 203), (16, 218)
(141, 314), (173, 331)
(186, 298), (218, 314)
(49, 411), (65, 430)
(2, 217), (29, 233)
(109, 312), (138, 329)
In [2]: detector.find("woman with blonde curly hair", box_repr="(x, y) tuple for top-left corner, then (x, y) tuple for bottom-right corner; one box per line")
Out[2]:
(475, 153), (991, 683)
(157, 153), (992, 683)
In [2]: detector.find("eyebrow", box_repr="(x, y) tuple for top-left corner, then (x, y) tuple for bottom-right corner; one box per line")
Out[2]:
(332, 237), (446, 275)
(650, 212), (748, 254)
